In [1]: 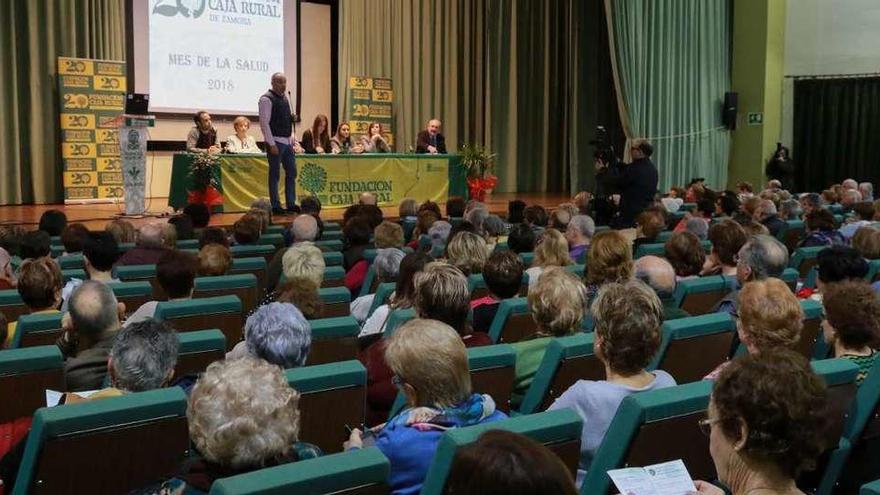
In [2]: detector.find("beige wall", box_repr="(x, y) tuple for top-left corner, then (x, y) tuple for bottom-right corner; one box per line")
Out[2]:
(140, 2), (332, 199)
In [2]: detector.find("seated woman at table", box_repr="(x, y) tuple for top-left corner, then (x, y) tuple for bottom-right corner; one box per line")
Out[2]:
(360, 122), (390, 153)
(330, 122), (364, 154)
(224, 116), (261, 154)
(301, 114), (331, 154)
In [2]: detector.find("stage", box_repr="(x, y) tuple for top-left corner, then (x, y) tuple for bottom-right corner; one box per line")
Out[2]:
(0, 193), (571, 230)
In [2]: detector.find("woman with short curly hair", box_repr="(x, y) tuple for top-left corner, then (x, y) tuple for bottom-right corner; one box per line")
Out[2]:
(822, 280), (880, 385)
(548, 279), (675, 484)
(694, 351), (828, 495)
(526, 228), (572, 288)
(585, 230), (633, 300)
(664, 231), (706, 279)
(510, 267), (587, 408)
(146, 358), (320, 493)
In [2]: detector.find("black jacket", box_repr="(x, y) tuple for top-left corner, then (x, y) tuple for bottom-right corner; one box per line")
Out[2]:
(598, 157), (658, 228)
(416, 130), (447, 154)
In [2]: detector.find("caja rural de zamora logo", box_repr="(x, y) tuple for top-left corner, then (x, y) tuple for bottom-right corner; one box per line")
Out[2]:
(152, 0), (208, 18)
(298, 163), (328, 194)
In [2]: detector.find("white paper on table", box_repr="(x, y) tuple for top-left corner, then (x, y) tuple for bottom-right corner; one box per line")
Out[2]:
(608, 459), (697, 495)
(45, 389), (103, 407)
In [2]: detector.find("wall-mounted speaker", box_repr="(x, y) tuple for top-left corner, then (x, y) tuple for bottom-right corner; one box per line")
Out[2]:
(722, 92), (738, 130)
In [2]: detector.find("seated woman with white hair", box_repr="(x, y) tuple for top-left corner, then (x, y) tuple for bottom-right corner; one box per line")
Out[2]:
(252, 242), (325, 315)
(345, 318), (507, 494)
(147, 358), (320, 494)
(228, 302), (312, 368)
(350, 248), (406, 324)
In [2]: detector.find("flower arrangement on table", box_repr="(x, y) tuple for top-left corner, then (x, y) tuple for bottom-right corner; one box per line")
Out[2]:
(186, 152), (224, 207)
(460, 144), (498, 202)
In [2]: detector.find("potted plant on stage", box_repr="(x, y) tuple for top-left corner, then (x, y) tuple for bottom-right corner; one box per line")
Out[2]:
(187, 152), (224, 208)
(461, 144), (498, 202)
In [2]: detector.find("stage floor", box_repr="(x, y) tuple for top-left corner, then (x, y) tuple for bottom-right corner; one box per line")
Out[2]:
(0, 193), (571, 230)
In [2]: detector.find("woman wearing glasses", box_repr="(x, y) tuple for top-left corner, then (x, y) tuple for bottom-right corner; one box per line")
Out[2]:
(547, 279), (676, 487)
(694, 351), (827, 495)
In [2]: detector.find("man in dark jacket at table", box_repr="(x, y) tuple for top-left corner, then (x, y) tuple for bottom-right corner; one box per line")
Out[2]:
(596, 139), (658, 229)
(415, 119), (447, 154)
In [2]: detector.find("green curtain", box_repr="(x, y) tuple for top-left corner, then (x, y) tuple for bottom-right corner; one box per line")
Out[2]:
(0, 0), (125, 205)
(792, 77), (880, 193)
(338, 0), (613, 194)
(606, 0), (731, 191)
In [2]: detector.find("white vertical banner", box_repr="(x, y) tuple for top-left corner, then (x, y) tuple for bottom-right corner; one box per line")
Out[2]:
(118, 126), (149, 215)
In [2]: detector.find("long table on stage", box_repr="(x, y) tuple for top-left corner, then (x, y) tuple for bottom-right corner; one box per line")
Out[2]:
(168, 153), (467, 212)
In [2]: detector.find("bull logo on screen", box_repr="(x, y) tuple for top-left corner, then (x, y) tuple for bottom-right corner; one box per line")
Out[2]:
(152, 0), (207, 18)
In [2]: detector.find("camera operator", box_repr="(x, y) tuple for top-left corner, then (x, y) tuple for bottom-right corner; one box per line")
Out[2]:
(595, 138), (658, 229)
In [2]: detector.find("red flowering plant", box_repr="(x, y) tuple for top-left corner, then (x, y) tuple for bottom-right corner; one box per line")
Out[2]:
(187, 152), (223, 207)
(461, 144), (498, 202)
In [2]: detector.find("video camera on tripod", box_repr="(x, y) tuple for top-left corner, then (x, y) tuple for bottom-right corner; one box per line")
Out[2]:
(589, 125), (617, 167)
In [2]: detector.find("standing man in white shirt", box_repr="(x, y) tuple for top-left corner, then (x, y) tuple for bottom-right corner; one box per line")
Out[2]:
(259, 73), (296, 214)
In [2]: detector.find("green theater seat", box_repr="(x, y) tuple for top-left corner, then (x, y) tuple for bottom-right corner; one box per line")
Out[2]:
(0, 345), (64, 423)
(155, 295), (243, 350)
(12, 313), (64, 349)
(285, 360), (367, 454)
(208, 447), (391, 495)
(61, 269), (86, 283)
(634, 242), (665, 259)
(0, 289), (28, 323)
(487, 298), (536, 344)
(57, 254), (84, 270)
(420, 409), (583, 495)
(229, 257), (268, 291)
(230, 244), (276, 263)
(778, 219), (805, 253)
(175, 329), (226, 378)
(315, 239), (343, 252)
(175, 239), (199, 249)
(649, 313), (736, 384)
(672, 275), (735, 316)
(468, 273), (490, 300)
(323, 250), (343, 267)
(790, 245), (827, 278)
(12, 388), (189, 495)
(368, 282), (396, 318)
(382, 307), (416, 337)
(518, 252), (535, 266)
(780, 267), (799, 292)
(318, 286), (352, 318)
(838, 357), (880, 493)
(308, 316), (360, 365)
(322, 265), (345, 288)
(257, 233), (285, 248)
(519, 333), (602, 415)
(862, 480), (880, 495)
(194, 274), (259, 315)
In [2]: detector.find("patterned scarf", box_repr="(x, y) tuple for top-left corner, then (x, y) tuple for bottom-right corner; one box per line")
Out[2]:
(390, 393), (497, 432)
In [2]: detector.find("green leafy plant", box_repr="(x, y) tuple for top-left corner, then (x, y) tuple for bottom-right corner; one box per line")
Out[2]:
(460, 144), (497, 179)
(187, 152), (219, 192)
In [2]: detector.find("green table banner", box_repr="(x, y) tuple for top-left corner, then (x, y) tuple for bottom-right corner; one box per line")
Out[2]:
(169, 153), (466, 212)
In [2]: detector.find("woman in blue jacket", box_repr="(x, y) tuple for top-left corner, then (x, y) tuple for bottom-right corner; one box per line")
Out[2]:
(345, 318), (507, 495)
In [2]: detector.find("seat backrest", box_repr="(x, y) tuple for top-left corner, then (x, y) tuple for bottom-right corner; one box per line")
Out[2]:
(230, 244), (276, 263)
(583, 381), (714, 495)
(322, 230), (344, 241)
(0, 289), (29, 323)
(322, 265), (346, 288)
(862, 480), (880, 495)
(518, 252), (535, 266)
(61, 269), (87, 284)
(419, 409), (583, 495)
(382, 307), (416, 337)
(285, 360), (367, 454)
(468, 274), (491, 300)
(229, 257), (268, 292)
(12, 388), (189, 495)
(487, 298), (536, 344)
(866, 259), (880, 283)
(175, 239), (200, 249)
(672, 276), (734, 316)
(175, 329), (226, 378)
(258, 233), (285, 249)
(798, 299), (826, 360)
(780, 267), (799, 292)
(368, 282), (396, 318)
(57, 254), (84, 270)
(115, 264), (164, 299)
(634, 243), (665, 259)
(0, 346), (64, 423)
(790, 246), (826, 278)
(308, 316), (360, 365)
(318, 286), (352, 318)
(778, 219), (805, 253)
(193, 274), (259, 315)
(650, 313), (735, 384)
(208, 447), (391, 495)
(107, 281), (153, 317)
(519, 333), (603, 415)
(323, 251), (343, 267)
(155, 295), (243, 350)
(315, 239), (343, 252)
(13, 313), (64, 348)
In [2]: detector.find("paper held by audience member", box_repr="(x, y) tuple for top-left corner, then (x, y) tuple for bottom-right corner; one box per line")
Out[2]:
(608, 459), (697, 495)
(46, 389), (102, 407)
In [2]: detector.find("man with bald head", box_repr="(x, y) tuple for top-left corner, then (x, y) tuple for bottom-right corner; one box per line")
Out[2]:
(259, 72), (297, 214)
(116, 223), (168, 266)
(416, 118), (447, 154)
(359, 192), (378, 206)
(266, 213), (319, 292)
(634, 255), (690, 321)
(57, 280), (124, 391)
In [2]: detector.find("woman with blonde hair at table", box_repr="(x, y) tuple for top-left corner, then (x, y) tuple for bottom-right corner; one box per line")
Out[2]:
(330, 122), (364, 154)
(225, 116), (261, 153)
(360, 122), (390, 153)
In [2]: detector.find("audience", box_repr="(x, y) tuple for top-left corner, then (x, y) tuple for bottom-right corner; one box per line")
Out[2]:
(549, 279), (675, 484)
(507, 199), (527, 224)
(228, 302), (311, 368)
(347, 319), (506, 494)
(407, 210), (439, 250)
(117, 223), (168, 266)
(664, 231), (705, 280)
(5, 257), (63, 348)
(443, 430), (578, 495)
(693, 351), (827, 495)
(375, 221), (405, 249)
(149, 358), (318, 493)
(19, 230), (51, 260)
(0, 247), (15, 289)
(702, 220), (747, 277)
(472, 250), (525, 333)
(61, 232), (121, 311)
(565, 214), (595, 262)
(38, 209), (67, 236)
(706, 278), (803, 379)
(197, 243), (232, 277)
(161, 222), (178, 249)
(800, 208), (844, 247)
(168, 214), (195, 241)
(512, 267), (587, 407)
(779, 198), (802, 221)
(427, 220), (452, 256)
(584, 231), (633, 300)
(232, 213), (263, 245)
(839, 201), (875, 240)
(360, 252), (431, 338)
(754, 199), (785, 237)
(632, 210), (665, 248)
(342, 217), (373, 295)
(813, 245), (870, 296)
(183, 203), (211, 229)
(634, 256), (690, 320)
(58, 280), (124, 391)
(59, 223), (90, 255)
(507, 223), (536, 254)
(482, 214), (507, 249)
(716, 234), (789, 314)
(852, 226), (880, 260)
(197, 226), (229, 248)
(125, 250), (197, 325)
(275, 278), (324, 320)
(350, 248), (406, 324)
(685, 216), (709, 240)
(412, 262), (491, 346)
(526, 229), (572, 288)
(446, 196), (466, 219)
(821, 280), (880, 384)
(267, 213), (319, 291)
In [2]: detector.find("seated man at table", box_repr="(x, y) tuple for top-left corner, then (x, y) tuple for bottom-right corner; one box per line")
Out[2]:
(225, 116), (261, 153)
(187, 111), (221, 154)
(415, 118), (447, 154)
